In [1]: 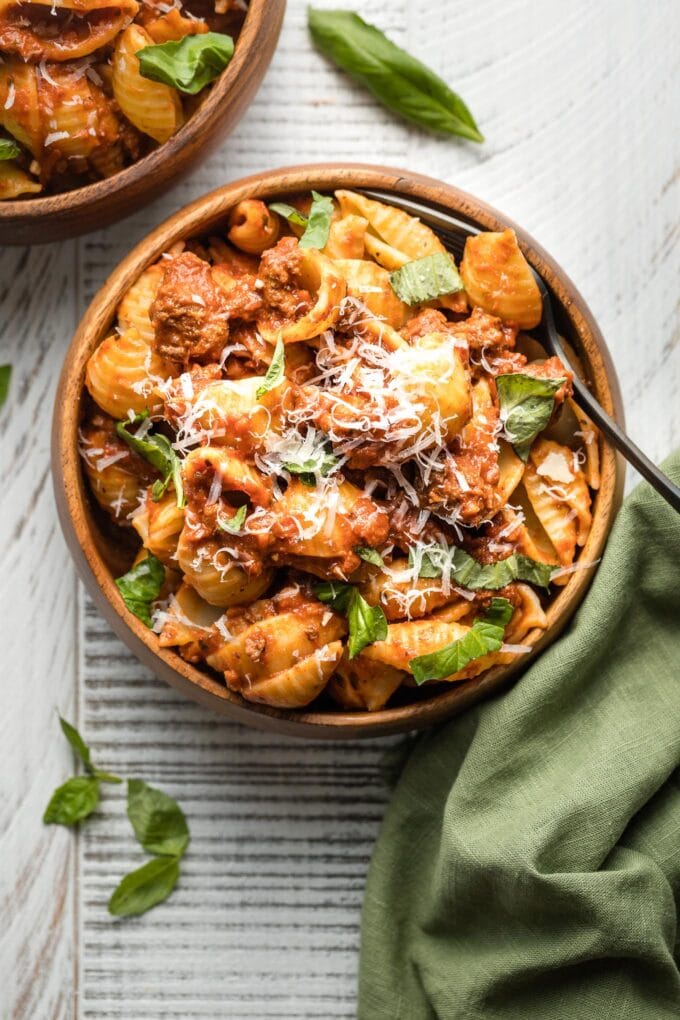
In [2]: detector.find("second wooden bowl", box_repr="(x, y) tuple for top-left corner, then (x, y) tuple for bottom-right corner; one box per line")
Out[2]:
(0, 0), (285, 246)
(52, 164), (625, 739)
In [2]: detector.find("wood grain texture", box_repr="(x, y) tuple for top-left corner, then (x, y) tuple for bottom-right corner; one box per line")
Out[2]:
(1, 0), (679, 1016)
(53, 164), (624, 736)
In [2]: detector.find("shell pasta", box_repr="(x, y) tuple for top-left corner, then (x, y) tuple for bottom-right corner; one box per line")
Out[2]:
(80, 189), (599, 712)
(0, 0), (248, 197)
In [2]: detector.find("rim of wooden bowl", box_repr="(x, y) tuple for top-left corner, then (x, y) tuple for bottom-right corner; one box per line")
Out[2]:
(0, 0), (286, 245)
(52, 163), (626, 740)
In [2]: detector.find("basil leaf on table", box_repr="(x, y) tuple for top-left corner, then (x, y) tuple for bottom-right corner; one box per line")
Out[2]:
(299, 190), (334, 249)
(314, 581), (388, 658)
(137, 32), (234, 95)
(127, 779), (190, 858)
(269, 202), (309, 229)
(355, 546), (385, 568)
(390, 253), (464, 305)
(115, 553), (165, 628)
(116, 414), (185, 507)
(0, 138), (20, 160)
(0, 364), (11, 407)
(410, 597), (514, 685)
(108, 856), (181, 918)
(43, 775), (101, 826)
(410, 544), (554, 590)
(256, 337), (286, 399)
(496, 373), (566, 461)
(308, 8), (483, 143)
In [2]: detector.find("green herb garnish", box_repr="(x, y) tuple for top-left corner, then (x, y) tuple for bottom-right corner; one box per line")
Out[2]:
(495, 373), (566, 461)
(308, 8), (483, 143)
(43, 717), (121, 827)
(109, 779), (190, 917)
(138, 32), (234, 94)
(269, 202), (309, 229)
(299, 190), (333, 249)
(218, 504), (248, 534)
(355, 546), (385, 568)
(409, 544), (554, 589)
(116, 413), (185, 507)
(0, 139), (20, 161)
(256, 337), (285, 399)
(115, 553), (165, 628)
(314, 581), (388, 658)
(0, 364), (11, 408)
(409, 597), (513, 685)
(389, 252), (463, 305)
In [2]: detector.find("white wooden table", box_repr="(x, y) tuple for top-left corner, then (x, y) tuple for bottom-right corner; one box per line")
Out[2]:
(1, 2), (678, 1016)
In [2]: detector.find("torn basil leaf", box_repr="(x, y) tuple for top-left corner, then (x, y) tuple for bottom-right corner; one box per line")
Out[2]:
(218, 504), (247, 534)
(0, 139), (20, 161)
(308, 8), (483, 143)
(269, 202), (309, 229)
(299, 190), (334, 249)
(356, 546), (385, 568)
(282, 440), (338, 485)
(0, 364), (11, 408)
(108, 855), (181, 918)
(409, 544), (554, 589)
(390, 252), (464, 305)
(496, 373), (566, 461)
(127, 779), (190, 859)
(314, 581), (387, 658)
(115, 553), (165, 628)
(256, 337), (285, 399)
(116, 414), (185, 508)
(43, 776), (101, 827)
(410, 597), (513, 684)
(138, 32), (234, 95)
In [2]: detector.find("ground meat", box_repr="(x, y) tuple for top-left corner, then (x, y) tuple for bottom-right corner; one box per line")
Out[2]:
(258, 237), (312, 325)
(400, 308), (451, 342)
(523, 356), (574, 404)
(150, 252), (231, 365)
(450, 307), (518, 352)
(212, 264), (263, 322)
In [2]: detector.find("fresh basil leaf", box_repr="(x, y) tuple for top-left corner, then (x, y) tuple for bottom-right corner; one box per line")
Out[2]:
(346, 589), (387, 658)
(126, 779), (190, 858)
(389, 252), (463, 305)
(313, 582), (387, 658)
(0, 139), (20, 161)
(496, 373), (566, 461)
(0, 364), (11, 408)
(115, 553), (165, 628)
(108, 855), (181, 917)
(218, 504), (247, 534)
(299, 190), (333, 249)
(116, 415), (185, 508)
(269, 202), (308, 229)
(256, 337), (285, 399)
(308, 8), (483, 143)
(43, 775), (100, 827)
(410, 596), (513, 684)
(282, 442), (338, 485)
(59, 715), (91, 769)
(138, 31), (234, 95)
(409, 544), (554, 590)
(355, 546), (385, 568)
(314, 580), (354, 613)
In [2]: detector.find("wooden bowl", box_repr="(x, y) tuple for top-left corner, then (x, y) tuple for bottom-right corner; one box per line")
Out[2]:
(52, 164), (625, 739)
(0, 0), (285, 247)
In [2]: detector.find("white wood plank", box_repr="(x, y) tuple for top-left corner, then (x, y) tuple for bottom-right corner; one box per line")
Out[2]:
(1, 1), (678, 1018)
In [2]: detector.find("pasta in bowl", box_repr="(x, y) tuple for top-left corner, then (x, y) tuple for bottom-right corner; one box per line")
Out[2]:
(0, 0), (284, 243)
(53, 166), (623, 737)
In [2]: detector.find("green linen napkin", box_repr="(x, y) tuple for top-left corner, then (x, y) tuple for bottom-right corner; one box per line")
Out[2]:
(359, 451), (680, 1020)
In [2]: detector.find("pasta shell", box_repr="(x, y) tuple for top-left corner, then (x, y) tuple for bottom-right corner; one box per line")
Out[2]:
(323, 214), (368, 260)
(333, 258), (408, 328)
(242, 641), (344, 708)
(461, 229), (542, 329)
(227, 200), (280, 255)
(390, 332), (472, 441)
(177, 531), (274, 608)
(85, 328), (172, 419)
(328, 655), (406, 712)
(257, 245), (346, 345)
(118, 263), (165, 345)
(335, 189), (445, 262)
(0, 161), (41, 199)
(113, 24), (183, 144)
(132, 489), (185, 564)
